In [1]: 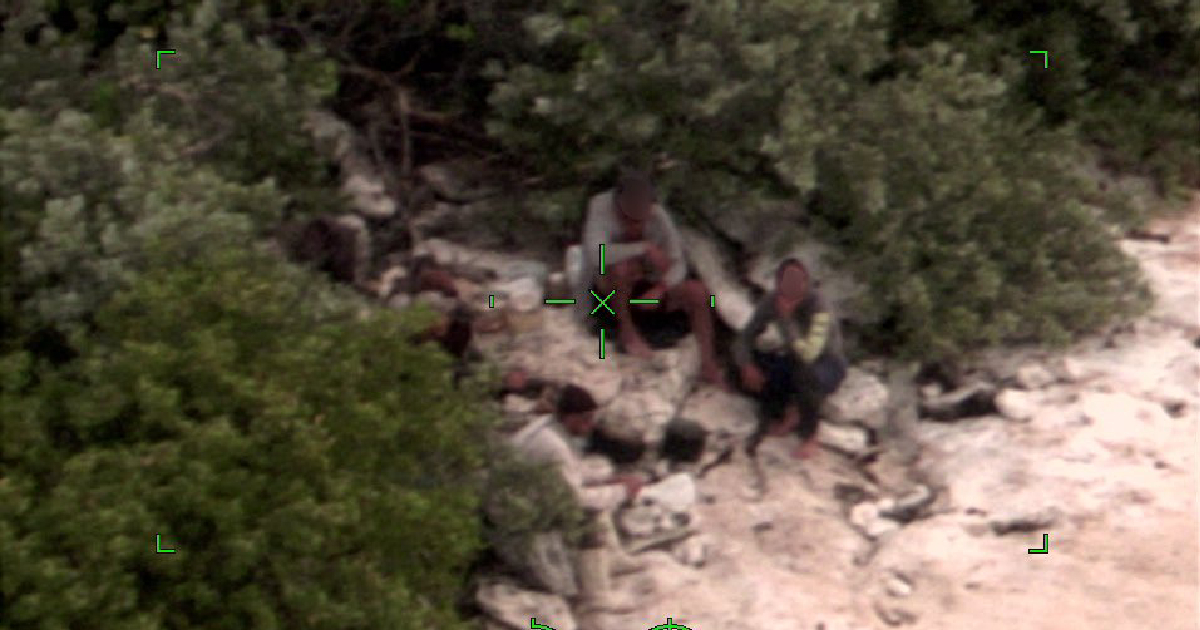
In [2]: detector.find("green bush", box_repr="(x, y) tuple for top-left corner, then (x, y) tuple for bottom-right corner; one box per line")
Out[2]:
(481, 0), (1153, 362)
(0, 246), (490, 630)
(812, 45), (1151, 359)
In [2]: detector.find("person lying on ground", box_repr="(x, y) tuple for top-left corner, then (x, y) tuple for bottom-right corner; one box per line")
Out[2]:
(579, 170), (727, 389)
(506, 384), (649, 612)
(734, 258), (848, 459)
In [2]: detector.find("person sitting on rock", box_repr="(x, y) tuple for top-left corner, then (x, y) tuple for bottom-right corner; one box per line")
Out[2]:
(507, 384), (649, 614)
(734, 258), (848, 459)
(579, 170), (728, 389)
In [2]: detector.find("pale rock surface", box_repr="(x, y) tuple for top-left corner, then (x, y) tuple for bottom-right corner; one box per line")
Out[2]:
(1014, 362), (1057, 389)
(994, 388), (1037, 421)
(819, 423), (872, 456)
(476, 577), (576, 630)
(475, 202), (1199, 630)
(825, 367), (890, 428)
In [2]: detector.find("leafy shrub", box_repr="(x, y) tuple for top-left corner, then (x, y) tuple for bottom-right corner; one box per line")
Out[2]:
(481, 0), (1153, 362)
(0, 246), (490, 630)
(811, 45), (1151, 359)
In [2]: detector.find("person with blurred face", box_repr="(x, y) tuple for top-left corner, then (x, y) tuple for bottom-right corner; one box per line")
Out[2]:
(579, 171), (727, 389)
(734, 259), (848, 459)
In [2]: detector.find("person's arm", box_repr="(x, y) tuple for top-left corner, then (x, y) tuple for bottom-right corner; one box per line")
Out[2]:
(583, 193), (646, 264)
(792, 301), (832, 364)
(653, 205), (688, 288)
(733, 296), (773, 367)
(561, 457), (628, 510)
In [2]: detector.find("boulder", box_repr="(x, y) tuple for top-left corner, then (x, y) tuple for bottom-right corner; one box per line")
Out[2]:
(1013, 363), (1056, 389)
(995, 389), (1036, 422)
(824, 367), (890, 428)
(475, 576), (577, 630)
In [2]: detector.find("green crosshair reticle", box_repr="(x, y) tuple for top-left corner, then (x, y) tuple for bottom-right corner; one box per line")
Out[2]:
(590, 289), (616, 315)
(541, 243), (717, 358)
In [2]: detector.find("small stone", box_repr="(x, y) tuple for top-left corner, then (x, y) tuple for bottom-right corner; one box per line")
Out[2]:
(874, 601), (918, 626)
(851, 502), (899, 538)
(818, 423), (872, 455)
(996, 389), (1036, 422)
(884, 571), (913, 598)
(672, 534), (710, 567)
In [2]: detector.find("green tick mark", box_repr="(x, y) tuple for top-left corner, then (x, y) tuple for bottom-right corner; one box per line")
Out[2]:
(156, 50), (176, 69)
(650, 618), (692, 630)
(599, 244), (606, 275)
(599, 328), (606, 359)
(1027, 534), (1049, 554)
(629, 298), (659, 305)
(156, 534), (176, 554)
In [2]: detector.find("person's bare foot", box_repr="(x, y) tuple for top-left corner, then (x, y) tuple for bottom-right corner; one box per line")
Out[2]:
(791, 437), (819, 460)
(621, 331), (654, 359)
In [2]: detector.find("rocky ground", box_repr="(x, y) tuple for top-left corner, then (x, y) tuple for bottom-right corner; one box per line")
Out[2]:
(312, 125), (1197, 630)
(467, 202), (1197, 630)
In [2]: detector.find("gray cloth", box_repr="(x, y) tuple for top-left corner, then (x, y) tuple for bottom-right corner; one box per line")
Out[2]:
(575, 190), (688, 311)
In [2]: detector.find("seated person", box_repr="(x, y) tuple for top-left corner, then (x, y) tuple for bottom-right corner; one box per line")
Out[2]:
(733, 258), (848, 459)
(506, 385), (648, 613)
(578, 170), (726, 388)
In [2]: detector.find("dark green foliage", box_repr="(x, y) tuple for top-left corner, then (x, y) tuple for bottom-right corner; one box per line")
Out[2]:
(481, 0), (1159, 361)
(813, 46), (1151, 359)
(1, 247), (489, 629)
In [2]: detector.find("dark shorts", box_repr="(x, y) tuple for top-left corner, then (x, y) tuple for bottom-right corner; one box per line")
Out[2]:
(587, 278), (691, 349)
(754, 350), (847, 440)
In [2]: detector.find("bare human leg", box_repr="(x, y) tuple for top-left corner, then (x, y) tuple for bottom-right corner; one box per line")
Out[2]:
(600, 259), (653, 359)
(668, 279), (728, 389)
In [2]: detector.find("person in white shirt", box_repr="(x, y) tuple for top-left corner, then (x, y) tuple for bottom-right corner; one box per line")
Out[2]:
(578, 171), (728, 389)
(507, 384), (648, 613)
